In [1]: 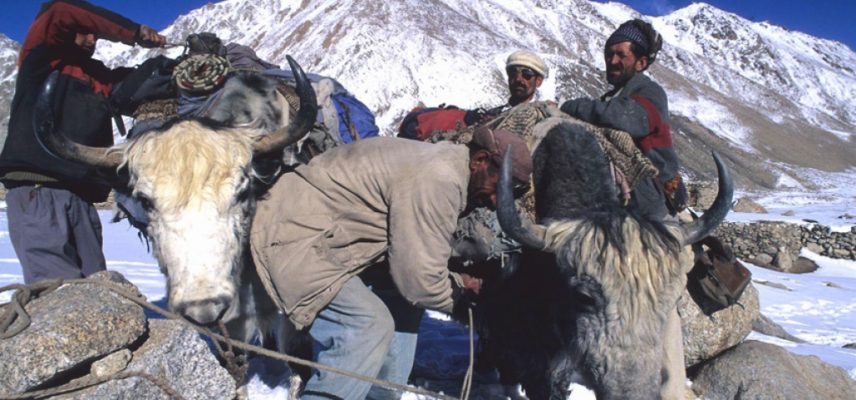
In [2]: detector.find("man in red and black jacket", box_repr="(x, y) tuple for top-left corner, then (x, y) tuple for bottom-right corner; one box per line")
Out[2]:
(559, 19), (690, 400)
(560, 19), (686, 222)
(0, 0), (164, 284)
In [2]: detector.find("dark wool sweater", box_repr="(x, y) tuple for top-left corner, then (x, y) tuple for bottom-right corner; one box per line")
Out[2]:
(0, 0), (140, 202)
(560, 73), (681, 220)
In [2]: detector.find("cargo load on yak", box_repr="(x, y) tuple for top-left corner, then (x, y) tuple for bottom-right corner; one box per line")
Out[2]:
(397, 104), (507, 141)
(110, 32), (379, 231)
(120, 32), (378, 162)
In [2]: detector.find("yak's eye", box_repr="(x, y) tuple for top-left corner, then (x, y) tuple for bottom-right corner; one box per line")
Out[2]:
(234, 178), (253, 204)
(136, 194), (155, 211)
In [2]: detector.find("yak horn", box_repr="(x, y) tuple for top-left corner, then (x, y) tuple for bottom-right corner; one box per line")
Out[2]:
(496, 145), (547, 250)
(682, 151), (733, 245)
(252, 55), (317, 155)
(33, 71), (123, 169)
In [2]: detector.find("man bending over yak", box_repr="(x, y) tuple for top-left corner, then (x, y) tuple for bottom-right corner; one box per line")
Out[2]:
(249, 128), (533, 399)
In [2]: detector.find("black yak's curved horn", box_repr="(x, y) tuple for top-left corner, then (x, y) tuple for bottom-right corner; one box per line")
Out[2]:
(682, 151), (733, 245)
(497, 145), (547, 250)
(33, 71), (122, 169)
(252, 55), (317, 155)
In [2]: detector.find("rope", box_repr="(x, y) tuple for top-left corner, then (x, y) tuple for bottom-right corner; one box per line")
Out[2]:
(0, 279), (460, 400)
(0, 280), (62, 339)
(459, 307), (475, 400)
(173, 53), (232, 95)
(216, 321), (249, 388)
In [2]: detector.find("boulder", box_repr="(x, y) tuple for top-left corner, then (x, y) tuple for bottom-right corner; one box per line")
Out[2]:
(56, 320), (236, 400)
(790, 256), (819, 273)
(0, 274), (147, 394)
(691, 341), (856, 399)
(748, 253), (773, 266)
(752, 314), (805, 343)
(732, 197), (767, 213)
(772, 248), (795, 271)
(679, 284), (760, 367)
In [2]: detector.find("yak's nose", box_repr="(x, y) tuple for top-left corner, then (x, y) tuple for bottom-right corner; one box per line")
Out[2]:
(175, 296), (230, 325)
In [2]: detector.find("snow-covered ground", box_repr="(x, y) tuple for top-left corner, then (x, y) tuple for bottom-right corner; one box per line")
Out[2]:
(1, 189), (855, 398)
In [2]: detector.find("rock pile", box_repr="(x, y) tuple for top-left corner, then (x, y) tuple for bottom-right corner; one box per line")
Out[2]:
(0, 271), (236, 399)
(714, 221), (856, 266)
(688, 181), (856, 262)
(678, 284), (856, 399)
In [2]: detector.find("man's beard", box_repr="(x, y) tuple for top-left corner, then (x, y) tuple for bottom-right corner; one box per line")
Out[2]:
(606, 66), (634, 87)
(509, 83), (533, 101)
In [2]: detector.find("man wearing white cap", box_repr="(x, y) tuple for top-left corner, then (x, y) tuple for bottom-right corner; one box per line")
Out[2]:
(505, 50), (548, 107)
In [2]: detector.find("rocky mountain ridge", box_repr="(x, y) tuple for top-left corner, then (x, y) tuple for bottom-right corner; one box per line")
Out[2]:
(1, 0), (854, 192)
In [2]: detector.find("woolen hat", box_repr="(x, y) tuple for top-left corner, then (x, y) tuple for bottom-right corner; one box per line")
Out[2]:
(605, 19), (662, 65)
(471, 127), (533, 183)
(506, 50), (549, 78)
(606, 21), (650, 53)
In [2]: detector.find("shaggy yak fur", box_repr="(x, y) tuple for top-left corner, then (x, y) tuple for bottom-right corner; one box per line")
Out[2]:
(35, 58), (317, 386)
(481, 121), (731, 400)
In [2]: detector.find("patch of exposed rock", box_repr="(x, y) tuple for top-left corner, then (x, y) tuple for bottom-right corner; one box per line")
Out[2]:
(679, 283), (760, 367)
(691, 340), (856, 399)
(0, 272), (236, 399)
(0, 273), (147, 394)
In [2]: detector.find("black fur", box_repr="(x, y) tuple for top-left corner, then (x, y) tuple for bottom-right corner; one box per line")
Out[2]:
(478, 124), (682, 399)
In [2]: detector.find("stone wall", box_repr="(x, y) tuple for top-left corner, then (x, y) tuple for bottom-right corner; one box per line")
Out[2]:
(714, 221), (856, 264)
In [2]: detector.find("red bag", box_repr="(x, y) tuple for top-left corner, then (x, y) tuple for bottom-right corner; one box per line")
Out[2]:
(398, 105), (469, 141)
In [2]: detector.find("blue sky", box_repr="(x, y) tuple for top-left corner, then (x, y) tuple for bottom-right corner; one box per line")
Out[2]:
(1, 1), (854, 51)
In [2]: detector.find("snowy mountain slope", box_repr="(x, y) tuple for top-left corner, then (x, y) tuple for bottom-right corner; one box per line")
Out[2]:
(0, 33), (19, 152)
(1, 0), (854, 190)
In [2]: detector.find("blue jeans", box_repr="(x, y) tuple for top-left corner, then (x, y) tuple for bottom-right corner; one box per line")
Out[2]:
(302, 276), (395, 400)
(366, 331), (418, 400)
(364, 275), (424, 400)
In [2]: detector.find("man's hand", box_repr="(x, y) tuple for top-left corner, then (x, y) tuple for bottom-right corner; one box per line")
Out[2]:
(459, 272), (483, 296)
(136, 25), (166, 48)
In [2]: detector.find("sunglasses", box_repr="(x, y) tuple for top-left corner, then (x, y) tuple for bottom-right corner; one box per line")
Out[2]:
(506, 66), (538, 80)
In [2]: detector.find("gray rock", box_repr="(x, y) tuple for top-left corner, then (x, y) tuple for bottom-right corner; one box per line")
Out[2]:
(844, 343), (856, 350)
(57, 319), (236, 400)
(679, 284), (760, 367)
(823, 281), (845, 289)
(761, 245), (779, 255)
(691, 341), (856, 399)
(732, 197), (767, 213)
(752, 314), (805, 343)
(0, 277), (147, 394)
(833, 248), (852, 258)
(754, 280), (792, 291)
(773, 248), (795, 272)
(750, 253), (774, 266)
(790, 256), (819, 273)
(91, 349), (133, 378)
(782, 210), (796, 216)
(805, 242), (825, 254)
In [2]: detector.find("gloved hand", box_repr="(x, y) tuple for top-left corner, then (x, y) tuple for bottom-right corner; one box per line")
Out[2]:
(664, 175), (688, 214)
(450, 273), (480, 323)
(136, 25), (166, 48)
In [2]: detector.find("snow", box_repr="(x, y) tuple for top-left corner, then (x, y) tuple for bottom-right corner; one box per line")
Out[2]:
(1, 180), (855, 398)
(669, 91), (756, 152)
